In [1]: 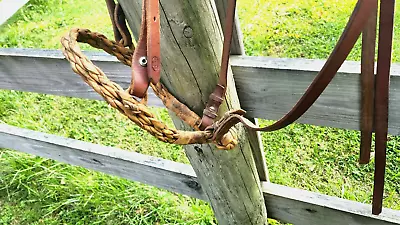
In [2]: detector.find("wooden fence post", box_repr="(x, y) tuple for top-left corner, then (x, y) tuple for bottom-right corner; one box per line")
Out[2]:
(214, 0), (269, 182)
(118, 0), (268, 224)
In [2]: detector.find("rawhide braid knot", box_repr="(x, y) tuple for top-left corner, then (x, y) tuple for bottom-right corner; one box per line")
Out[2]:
(60, 28), (238, 150)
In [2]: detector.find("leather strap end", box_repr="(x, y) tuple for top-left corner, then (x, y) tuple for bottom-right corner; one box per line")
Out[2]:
(130, 50), (150, 98)
(371, 0), (395, 215)
(129, 76), (150, 98)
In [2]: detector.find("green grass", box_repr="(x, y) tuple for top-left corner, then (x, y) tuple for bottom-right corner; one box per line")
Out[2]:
(0, 0), (399, 224)
(0, 0), (114, 50)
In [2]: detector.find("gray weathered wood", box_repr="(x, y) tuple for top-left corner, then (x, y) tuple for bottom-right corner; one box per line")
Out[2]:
(3, 48), (400, 135)
(0, 123), (205, 200)
(0, 48), (164, 107)
(262, 182), (400, 225)
(214, 1), (268, 182)
(0, 0), (29, 25)
(1, 123), (400, 225)
(246, 118), (269, 181)
(229, 55), (400, 135)
(119, 0), (268, 224)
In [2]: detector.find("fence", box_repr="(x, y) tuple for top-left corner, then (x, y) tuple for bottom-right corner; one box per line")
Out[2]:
(2, 0), (400, 223)
(1, 48), (400, 225)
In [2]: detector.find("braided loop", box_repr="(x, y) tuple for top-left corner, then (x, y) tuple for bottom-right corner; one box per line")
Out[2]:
(61, 28), (238, 149)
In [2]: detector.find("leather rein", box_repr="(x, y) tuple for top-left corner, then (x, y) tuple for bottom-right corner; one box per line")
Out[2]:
(101, 0), (394, 215)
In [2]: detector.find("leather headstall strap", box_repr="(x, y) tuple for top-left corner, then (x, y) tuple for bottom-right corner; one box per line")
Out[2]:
(129, 0), (161, 98)
(202, 0), (377, 134)
(105, 0), (133, 48)
(201, 0), (393, 215)
(97, 0), (394, 215)
(359, 0), (378, 165)
(199, 0), (237, 130)
(372, 0), (395, 215)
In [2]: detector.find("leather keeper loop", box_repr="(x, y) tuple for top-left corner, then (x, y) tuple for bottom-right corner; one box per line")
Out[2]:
(203, 108), (218, 120)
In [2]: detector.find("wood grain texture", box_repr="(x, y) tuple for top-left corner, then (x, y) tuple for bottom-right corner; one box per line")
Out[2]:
(214, 0), (268, 182)
(1, 124), (400, 225)
(246, 118), (269, 181)
(3, 49), (400, 135)
(229, 55), (400, 135)
(0, 0), (29, 25)
(262, 182), (400, 225)
(0, 48), (164, 107)
(0, 123), (205, 200)
(118, 0), (268, 224)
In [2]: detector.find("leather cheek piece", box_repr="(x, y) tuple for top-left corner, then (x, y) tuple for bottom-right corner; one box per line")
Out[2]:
(128, 0), (161, 98)
(104, 0), (392, 215)
(130, 62), (150, 98)
(130, 26), (149, 98)
(146, 0), (161, 84)
(149, 56), (161, 84)
(114, 3), (133, 48)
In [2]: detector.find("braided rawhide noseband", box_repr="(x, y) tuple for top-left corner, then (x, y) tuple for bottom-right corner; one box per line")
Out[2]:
(61, 0), (395, 215)
(61, 28), (238, 149)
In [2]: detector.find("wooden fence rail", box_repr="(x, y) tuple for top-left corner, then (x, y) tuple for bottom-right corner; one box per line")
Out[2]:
(2, 48), (400, 134)
(1, 48), (400, 224)
(1, 123), (399, 225)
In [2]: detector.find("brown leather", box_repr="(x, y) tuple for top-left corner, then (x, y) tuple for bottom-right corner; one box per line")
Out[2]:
(130, 0), (149, 98)
(200, 84), (225, 130)
(203, 0), (391, 215)
(359, 1), (378, 164)
(200, 0), (237, 130)
(106, 0), (393, 215)
(205, 0), (377, 132)
(146, 0), (161, 84)
(114, 3), (133, 48)
(105, 0), (121, 42)
(129, 0), (161, 98)
(105, 0), (132, 48)
(372, 0), (395, 215)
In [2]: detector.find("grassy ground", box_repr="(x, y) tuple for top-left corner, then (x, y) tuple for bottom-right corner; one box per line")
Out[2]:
(0, 0), (399, 224)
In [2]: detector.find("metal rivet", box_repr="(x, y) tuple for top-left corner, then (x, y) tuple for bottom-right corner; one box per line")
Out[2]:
(139, 56), (147, 67)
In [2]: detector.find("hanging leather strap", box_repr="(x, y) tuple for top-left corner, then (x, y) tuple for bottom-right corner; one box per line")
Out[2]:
(201, 0), (377, 132)
(359, 0), (378, 164)
(105, 0), (121, 42)
(105, 0), (132, 48)
(199, 0), (237, 130)
(201, 0), (393, 216)
(372, 0), (395, 215)
(103, 0), (392, 215)
(129, 0), (161, 98)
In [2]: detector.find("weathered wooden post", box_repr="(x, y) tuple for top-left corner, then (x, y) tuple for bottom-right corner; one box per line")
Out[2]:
(213, 0), (269, 182)
(118, 0), (268, 224)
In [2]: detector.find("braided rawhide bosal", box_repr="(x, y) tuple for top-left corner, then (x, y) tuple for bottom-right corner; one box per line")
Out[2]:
(62, 0), (395, 215)
(61, 28), (238, 149)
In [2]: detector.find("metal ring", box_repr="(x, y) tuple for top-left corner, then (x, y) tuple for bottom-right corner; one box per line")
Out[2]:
(139, 56), (148, 67)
